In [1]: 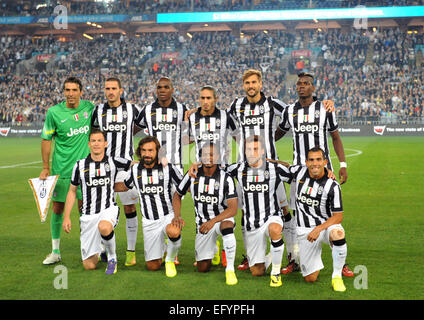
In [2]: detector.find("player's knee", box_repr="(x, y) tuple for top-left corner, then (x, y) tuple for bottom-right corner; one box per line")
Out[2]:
(250, 264), (265, 276)
(304, 272), (319, 283)
(98, 221), (113, 236)
(220, 220), (234, 231)
(330, 228), (345, 242)
(268, 222), (283, 240)
(83, 259), (97, 270)
(166, 224), (181, 239)
(197, 260), (211, 273)
(146, 259), (162, 271)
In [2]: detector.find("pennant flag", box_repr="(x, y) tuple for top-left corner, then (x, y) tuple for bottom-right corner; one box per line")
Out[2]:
(28, 175), (59, 223)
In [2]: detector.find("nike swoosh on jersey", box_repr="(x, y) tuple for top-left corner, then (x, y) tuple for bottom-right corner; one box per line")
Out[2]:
(61, 119), (68, 123)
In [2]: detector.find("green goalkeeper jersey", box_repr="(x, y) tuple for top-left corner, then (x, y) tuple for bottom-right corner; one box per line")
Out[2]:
(41, 100), (95, 179)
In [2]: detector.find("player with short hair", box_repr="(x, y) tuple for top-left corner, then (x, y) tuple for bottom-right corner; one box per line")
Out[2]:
(62, 129), (131, 274)
(91, 77), (143, 267)
(278, 72), (352, 277)
(225, 135), (292, 287)
(287, 146), (348, 292)
(115, 136), (183, 277)
(173, 143), (239, 285)
(39, 77), (95, 265)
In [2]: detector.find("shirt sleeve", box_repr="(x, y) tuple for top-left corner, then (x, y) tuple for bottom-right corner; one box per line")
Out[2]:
(91, 105), (100, 129)
(329, 182), (343, 213)
(276, 163), (293, 183)
(327, 110), (339, 132)
(40, 108), (56, 140)
(278, 106), (291, 132)
(226, 163), (240, 178)
(270, 96), (287, 117)
(124, 165), (136, 189)
(170, 165), (184, 186)
(70, 162), (80, 186)
(113, 157), (131, 171)
(224, 174), (238, 200)
(176, 172), (191, 196)
(134, 106), (147, 129)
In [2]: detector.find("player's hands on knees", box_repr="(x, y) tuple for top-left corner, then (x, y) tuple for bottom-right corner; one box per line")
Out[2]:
(307, 226), (322, 242)
(172, 216), (185, 229)
(339, 168), (348, 184)
(199, 220), (215, 234)
(63, 218), (71, 233)
(39, 168), (50, 180)
(188, 162), (200, 178)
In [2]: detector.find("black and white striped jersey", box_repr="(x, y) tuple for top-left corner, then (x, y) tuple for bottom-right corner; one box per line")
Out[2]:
(226, 160), (292, 231)
(188, 108), (237, 166)
(289, 166), (343, 228)
(176, 165), (237, 232)
(124, 163), (183, 220)
(228, 92), (287, 161)
(135, 98), (188, 166)
(279, 100), (339, 170)
(71, 155), (131, 215)
(91, 100), (142, 161)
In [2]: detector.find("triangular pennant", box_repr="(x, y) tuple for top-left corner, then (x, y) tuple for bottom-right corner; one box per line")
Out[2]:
(28, 175), (59, 223)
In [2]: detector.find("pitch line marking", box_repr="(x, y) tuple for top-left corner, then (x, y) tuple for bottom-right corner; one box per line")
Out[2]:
(0, 161), (42, 169)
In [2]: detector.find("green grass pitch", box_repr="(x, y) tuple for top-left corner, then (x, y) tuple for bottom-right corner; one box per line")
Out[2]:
(0, 136), (423, 300)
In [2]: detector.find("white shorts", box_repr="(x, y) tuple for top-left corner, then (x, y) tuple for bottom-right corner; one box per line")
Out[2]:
(277, 182), (288, 209)
(115, 170), (139, 205)
(195, 218), (235, 262)
(297, 224), (345, 277)
(142, 213), (174, 262)
(244, 215), (284, 267)
(79, 206), (119, 261)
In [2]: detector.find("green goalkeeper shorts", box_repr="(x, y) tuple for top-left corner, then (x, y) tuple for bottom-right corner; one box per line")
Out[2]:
(52, 178), (82, 203)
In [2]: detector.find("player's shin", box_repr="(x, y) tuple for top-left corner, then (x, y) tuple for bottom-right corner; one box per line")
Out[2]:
(222, 228), (236, 272)
(165, 235), (181, 263)
(331, 238), (347, 278)
(51, 212), (63, 254)
(270, 238), (285, 276)
(125, 211), (138, 251)
(101, 231), (117, 262)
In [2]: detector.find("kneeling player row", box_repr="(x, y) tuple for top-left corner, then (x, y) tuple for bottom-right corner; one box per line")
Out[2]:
(62, 130), (349, 291)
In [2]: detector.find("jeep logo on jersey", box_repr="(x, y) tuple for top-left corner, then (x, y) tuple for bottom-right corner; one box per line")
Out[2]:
(240, 116), (264, 126)
(294, 123), (319, 134)
(297, 194), (320, 207)
(152, 123), (177, 131)
(243, 183), (269, 193)
(196, 132), (220, 141)
(86, 177), (111, 187)
(194, 194), (219, 205)
(103, 123), (127, 132)
(67, 125), (90, 137)
(139, 185), (164, 194)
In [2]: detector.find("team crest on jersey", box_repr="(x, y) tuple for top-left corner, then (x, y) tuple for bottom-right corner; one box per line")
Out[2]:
(314, 110), (320, 119)
(317, 186), (324, 195)
(158, 171), (164, 180)
(264, 170), (270, 180)
(172, 110), (178, 118)
(259, 105), (265, 114)
(84, 112), (89, 119)
(214, 181), (220, 190)
(122, 111), (128, 119)
(215, 119), (221, 128)
(104, 164), (110, 172)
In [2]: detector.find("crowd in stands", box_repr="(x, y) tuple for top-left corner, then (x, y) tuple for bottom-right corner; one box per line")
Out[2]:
(1, 26), (423, 126)
(1, 0), (424, 17)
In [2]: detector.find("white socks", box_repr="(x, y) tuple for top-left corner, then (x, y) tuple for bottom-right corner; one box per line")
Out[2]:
(223, 233), (236, 272)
